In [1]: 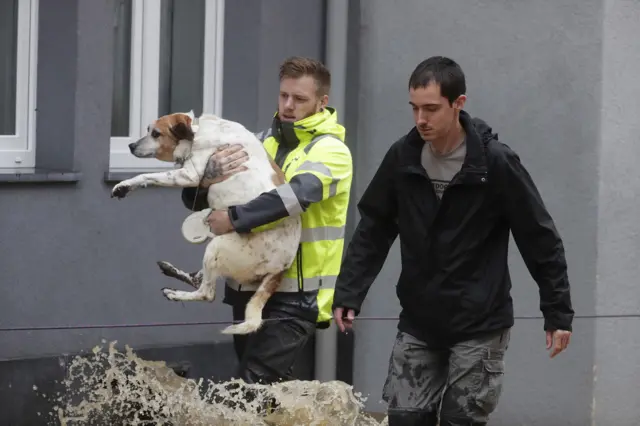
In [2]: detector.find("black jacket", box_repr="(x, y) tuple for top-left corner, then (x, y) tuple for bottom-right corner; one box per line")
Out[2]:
(332, 111), (574, 344)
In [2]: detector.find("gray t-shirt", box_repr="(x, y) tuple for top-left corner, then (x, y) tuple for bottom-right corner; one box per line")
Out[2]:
(421, 138), (466, 199)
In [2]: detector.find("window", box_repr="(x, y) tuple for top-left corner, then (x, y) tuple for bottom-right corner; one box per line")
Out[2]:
(0, 0), (38, 169)
(110, 0), (225, 170)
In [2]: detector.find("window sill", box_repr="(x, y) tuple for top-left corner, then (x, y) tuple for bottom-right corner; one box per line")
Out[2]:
(0, 168), (82, 183)
(103, 168), (168, 184)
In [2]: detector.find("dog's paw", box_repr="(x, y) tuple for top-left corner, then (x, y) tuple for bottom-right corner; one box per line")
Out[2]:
(162, 288), (180, 301)
(221, 319), (263, 335)
(111, 183), (131, 199)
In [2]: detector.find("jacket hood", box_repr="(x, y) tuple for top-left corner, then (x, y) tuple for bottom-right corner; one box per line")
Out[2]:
(465, 112), (499, 143)
(458, 110), (498, 170)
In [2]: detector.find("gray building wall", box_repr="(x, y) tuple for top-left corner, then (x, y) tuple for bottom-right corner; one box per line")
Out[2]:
(346, 0), (639, 424)
(594, 1), (640, 425)
(0, 0), (324, 424)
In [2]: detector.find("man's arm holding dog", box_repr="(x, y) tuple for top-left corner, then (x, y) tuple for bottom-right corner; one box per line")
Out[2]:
(226, 136), (352, 234)
(181, 144), (249, 210)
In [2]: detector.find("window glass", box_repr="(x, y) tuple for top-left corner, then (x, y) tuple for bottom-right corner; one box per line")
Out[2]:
(158, 0), (205, 117)
(111, 0), (132, 137)
(0, 0), (18, 136)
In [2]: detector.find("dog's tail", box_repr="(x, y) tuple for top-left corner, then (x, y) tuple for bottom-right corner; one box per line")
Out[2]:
(221, 272), (284, 335)
(157, 261), (203, 289)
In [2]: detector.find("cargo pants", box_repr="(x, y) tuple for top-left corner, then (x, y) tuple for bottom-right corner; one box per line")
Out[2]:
(382, 328), (511, 426)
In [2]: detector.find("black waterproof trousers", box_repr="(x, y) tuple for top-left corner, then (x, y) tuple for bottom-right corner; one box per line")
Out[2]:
(231, 304), (316, 384)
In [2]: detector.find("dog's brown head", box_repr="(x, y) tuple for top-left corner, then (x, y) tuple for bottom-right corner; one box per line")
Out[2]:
(128, 111), (196, 163)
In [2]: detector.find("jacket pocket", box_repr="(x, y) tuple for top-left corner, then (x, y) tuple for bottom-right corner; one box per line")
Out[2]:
(459, 277), (491, 315)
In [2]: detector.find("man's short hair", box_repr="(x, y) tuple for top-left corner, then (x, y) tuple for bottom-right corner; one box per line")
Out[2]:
(279, 56), (331, 97)
(408, 56), (466, 105)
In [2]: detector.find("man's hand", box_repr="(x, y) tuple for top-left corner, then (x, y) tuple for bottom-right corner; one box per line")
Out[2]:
(334, 307), (356, 333)
(207, 209), (235, 235)
(201, 144), (249, 187)
(546, 329), (572, 358)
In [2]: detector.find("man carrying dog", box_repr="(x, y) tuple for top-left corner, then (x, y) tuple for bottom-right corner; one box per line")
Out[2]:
(331, 56), (574, 426)
(181, 56), (353, 386)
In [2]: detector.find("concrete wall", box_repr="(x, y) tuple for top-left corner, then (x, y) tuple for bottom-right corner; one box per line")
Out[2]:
(0, 0), (324, 423)
(344, 0), (639, 424)
(594, 1), (640, 425)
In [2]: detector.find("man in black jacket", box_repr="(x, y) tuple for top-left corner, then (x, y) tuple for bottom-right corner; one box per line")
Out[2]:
(332, 56), (574, 426)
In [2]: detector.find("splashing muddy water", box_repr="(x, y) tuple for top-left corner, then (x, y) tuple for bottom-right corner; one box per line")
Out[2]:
(46, 341), (387, 425)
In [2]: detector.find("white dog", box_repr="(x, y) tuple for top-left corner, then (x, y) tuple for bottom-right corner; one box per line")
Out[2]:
(111, 111), (301, 335)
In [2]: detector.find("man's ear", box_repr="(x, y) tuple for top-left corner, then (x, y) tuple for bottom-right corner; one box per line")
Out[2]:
(170, 121), (195, 141)
(319, 94), (329, 109)
(453, 94), (467, 111)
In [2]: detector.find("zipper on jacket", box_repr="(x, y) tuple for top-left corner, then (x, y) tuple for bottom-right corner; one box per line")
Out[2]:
(296, 244), (304, 292)
(407, 165), (474, 231)
(438, 168), (465, 203)
(274, 143), (293, 169)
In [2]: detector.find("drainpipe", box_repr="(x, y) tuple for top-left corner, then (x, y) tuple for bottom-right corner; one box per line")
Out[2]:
(314, 0), (349, 383)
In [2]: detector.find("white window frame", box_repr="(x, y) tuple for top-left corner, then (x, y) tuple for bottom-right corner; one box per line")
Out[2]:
(109, 0), (225, 170)
(0, 0), (38, 169)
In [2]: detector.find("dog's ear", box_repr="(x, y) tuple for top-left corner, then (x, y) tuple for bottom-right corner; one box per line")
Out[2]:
(169, 120), (195, 142)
